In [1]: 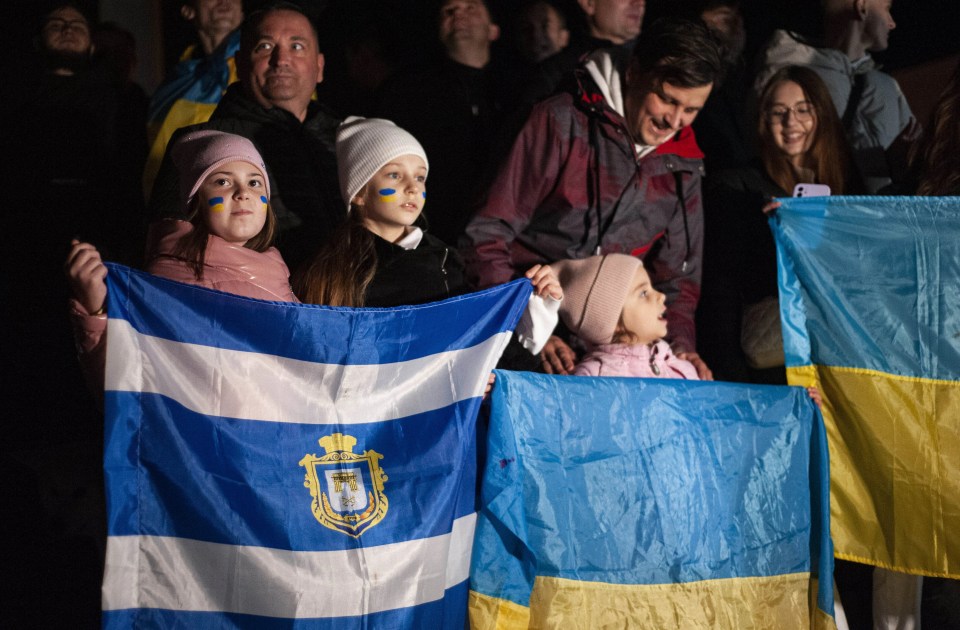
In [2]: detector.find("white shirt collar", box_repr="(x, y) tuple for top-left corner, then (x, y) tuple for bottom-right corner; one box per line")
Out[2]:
(395, 226), (424, 250)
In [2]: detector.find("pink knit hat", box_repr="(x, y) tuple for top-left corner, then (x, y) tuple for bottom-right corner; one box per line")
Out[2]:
(171, 130), (271, 212)
(553, 254), (643, 346)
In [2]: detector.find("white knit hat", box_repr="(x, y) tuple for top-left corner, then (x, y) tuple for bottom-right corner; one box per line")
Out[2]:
(171, 130), (270, 213)
(335, 116), (429, 210)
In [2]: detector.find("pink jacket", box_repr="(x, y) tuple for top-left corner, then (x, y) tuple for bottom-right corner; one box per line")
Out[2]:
(143, 220), (297, 302)
(573, 340), (700, 380)
(71, 220), (297, 404)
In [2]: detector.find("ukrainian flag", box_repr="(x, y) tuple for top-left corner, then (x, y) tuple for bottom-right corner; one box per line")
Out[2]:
(771, 196), (960, 578)
(100, 265), (531, 628)
(469, 371), (835, 628)
(143, 31), (240, 196)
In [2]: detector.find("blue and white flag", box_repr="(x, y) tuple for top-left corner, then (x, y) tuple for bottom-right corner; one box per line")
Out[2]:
(100, 264), (531, 628)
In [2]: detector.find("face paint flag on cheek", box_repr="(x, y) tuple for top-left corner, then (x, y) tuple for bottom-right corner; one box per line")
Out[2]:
(378, 188), (397, 203)
(260, 196), (268, 211)
(208, 197), (225, 213)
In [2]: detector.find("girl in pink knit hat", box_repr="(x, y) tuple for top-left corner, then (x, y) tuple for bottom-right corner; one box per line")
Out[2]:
(67, 130), (297, 307)
(553, 254), (822, 405)
(65, 131), (298, 405)
(553, 254), (699, 379)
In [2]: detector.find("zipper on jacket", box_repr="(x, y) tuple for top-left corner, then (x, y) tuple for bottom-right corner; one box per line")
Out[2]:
(440, 248), (450, 296)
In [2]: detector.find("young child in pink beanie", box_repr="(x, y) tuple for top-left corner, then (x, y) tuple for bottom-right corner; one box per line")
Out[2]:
(553, 254), (699, 379)
(554, 254), (823, 407)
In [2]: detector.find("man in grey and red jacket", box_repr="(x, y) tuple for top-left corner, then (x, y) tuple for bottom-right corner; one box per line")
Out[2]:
(464, 17), (721, 378)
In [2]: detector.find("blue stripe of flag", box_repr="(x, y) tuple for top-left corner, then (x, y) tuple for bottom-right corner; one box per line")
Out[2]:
(104, 391), (480, 550)
(104, 264), (530, 365)
(771, 196), (960, 379)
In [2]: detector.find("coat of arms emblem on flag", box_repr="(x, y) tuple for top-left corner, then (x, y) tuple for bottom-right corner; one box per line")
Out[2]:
(300, 432), (389, 537)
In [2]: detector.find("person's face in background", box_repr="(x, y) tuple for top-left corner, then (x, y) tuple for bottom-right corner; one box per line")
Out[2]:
(183, 0), (243, 37)
(516, 2), (570, 63)
(41, 6), (92, 56)
(862, 0), (895, 52)
(578, 0), (645, 45)
(240, 10), (324, 121)
(438, 0), (500, 53)
(766, 80), (818, 168)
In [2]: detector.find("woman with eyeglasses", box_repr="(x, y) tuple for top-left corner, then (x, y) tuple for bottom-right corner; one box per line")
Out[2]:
(695, 65), (861, 384)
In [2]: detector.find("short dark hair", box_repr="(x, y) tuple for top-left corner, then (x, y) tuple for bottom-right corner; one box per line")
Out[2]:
(241, 1), (321, 53)
(630, 17), (723, 89)
(679, 0), (740, 19)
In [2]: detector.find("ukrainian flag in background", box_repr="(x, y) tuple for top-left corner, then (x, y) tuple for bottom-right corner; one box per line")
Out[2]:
(143, 30), (240, 195)
(469, 371), (835, 629)
(100, 265), (530, 628)
(771, 196), (960, 578)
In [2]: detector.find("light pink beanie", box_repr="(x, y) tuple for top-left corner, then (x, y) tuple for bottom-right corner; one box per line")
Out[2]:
(553, 254), (643, 346)
(171, 130), (270, 212)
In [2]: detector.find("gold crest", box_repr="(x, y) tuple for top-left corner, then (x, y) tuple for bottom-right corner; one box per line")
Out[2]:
(299, 433), (388, 537)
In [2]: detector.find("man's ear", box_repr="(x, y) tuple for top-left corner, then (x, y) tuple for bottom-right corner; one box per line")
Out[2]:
(488, 23), (501, 43)
(181, 4), (197, 22)
(853, 0), (867, 19)
(577, 0), (596, 17)
(558, 28), (571, 49)
(316, 53), (325, 83)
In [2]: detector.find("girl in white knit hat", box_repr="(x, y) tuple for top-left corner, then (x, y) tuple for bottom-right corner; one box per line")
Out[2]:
(295, 117), (562, 359)
(295, 116), (468, 307)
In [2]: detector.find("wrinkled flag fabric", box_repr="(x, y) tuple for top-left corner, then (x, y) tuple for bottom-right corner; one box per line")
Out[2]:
(469, 370), (835, 629)
(771, 196), (960, 578)
(100, 264), (531, 628)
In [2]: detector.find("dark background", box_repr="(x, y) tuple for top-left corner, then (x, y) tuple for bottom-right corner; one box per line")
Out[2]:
(6, 0), (958, 78)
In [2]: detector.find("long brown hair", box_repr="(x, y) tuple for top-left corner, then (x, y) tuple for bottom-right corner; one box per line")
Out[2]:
(294, 208), (378, 307)
(169, 195), (278, 281)
(758, 66), (857, 195)
(909, 61), (960, 196)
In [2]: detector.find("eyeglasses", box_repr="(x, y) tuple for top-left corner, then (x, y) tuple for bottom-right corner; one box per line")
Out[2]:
(43, 18), (90, 35)
(765, 102), (814, 124)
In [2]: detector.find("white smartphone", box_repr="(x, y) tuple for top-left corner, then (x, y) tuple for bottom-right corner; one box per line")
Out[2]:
(793, 183), (831, 197)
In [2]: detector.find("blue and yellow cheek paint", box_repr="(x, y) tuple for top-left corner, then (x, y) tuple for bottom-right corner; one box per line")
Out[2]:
(260, 196), (268, 211)
(378, 188), (397, 203)
(208, 197), (225, 212)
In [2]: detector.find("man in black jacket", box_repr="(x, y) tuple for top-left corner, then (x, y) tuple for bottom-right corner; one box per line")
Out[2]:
(148, 1), (342, 271)
(375, 0), (504, 247)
